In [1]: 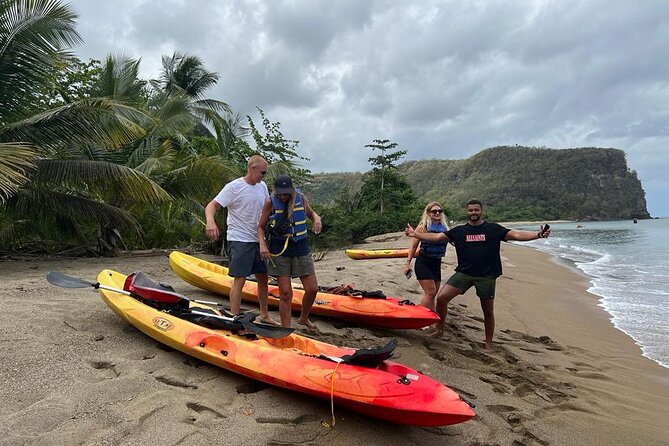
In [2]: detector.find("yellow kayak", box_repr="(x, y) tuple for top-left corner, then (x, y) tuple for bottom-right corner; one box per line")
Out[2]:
(169, 251), (440, 329)
(345, 247), (418, 260)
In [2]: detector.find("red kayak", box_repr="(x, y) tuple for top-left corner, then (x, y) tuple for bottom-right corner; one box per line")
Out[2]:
(79, 269), (476, 426)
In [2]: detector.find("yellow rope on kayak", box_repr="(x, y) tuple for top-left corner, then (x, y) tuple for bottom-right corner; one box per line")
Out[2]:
(321, 361), (341, 428)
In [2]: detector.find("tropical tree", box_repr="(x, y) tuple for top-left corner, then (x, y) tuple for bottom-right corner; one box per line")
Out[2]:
(364, 139), (407, 214)
(0, 0), (169, 252)
(247, 107), (311, 184)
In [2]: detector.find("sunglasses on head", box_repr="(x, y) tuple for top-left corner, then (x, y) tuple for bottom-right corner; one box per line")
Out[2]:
(429, 209), (443, 214)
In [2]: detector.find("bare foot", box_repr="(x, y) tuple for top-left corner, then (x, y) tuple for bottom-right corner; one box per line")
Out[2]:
(259, 316), (280, 326)
(298, 319), (319, 332)
(427, 329), (445, 339)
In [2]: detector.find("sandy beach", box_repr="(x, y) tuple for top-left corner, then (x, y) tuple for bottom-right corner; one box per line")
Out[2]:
(1, 234), (668, 446)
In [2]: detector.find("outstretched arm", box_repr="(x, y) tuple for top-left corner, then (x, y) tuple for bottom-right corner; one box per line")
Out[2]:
(405, 223), (449, 242)
(505, 224), (551, 241)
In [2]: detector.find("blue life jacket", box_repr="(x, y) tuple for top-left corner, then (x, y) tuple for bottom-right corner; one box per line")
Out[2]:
(420, 222), (448, 258)
(269, 192), (308, 241)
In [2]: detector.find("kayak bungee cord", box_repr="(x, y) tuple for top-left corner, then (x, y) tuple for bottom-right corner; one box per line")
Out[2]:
(321, 361), (342, 428)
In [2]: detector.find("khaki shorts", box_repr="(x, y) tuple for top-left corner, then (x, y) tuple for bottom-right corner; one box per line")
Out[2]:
(268, 254), (315, 278)
(446, 271), (496, 299)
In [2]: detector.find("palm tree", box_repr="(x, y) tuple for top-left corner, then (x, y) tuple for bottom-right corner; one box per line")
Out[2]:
(0, 0), (170, 252)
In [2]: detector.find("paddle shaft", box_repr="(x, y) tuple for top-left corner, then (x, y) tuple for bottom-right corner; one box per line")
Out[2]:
(47, 271), (293, 338)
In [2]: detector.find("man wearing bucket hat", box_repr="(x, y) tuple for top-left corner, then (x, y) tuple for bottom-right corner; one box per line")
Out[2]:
(258, 174), (322, 330)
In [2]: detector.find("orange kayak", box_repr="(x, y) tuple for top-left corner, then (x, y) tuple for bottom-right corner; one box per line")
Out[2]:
(169, 251), (439, 329)
(96, 269), (475, 426)
(345, 248), (419, 260)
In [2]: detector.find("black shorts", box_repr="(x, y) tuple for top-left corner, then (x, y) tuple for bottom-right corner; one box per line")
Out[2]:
(228, 241), (268, 277)
(414, 255), (442, 282)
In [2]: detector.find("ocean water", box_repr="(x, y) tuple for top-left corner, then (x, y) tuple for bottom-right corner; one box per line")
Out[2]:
(512, 218), (669, 368)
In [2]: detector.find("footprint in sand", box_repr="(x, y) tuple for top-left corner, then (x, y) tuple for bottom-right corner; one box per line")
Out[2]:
(184, 402), (227, 424)
(501, 329), (565, 351)
(154, 374), (198, 389)
(85, 360), (120, 382)
(236, 380), (269, 394)
(480, 376), (512, 394)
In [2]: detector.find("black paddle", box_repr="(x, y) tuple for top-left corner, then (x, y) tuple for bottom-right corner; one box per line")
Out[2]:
(46, 271), (294, 339)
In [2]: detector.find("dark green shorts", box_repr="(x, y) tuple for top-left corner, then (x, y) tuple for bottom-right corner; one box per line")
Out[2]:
(446, 272), (496, 299)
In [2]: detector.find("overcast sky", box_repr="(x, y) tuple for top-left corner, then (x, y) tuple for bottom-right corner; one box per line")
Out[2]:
(70, 0), (669, 216)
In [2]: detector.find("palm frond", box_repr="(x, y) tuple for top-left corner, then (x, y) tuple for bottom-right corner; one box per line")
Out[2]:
(133, 140), (177, 176)
(0, 0), (81, 122)
(93, 53), (146, 103)
(0, 141), (36, 202)
(192, 98), (231, 115)
(33, 159), (172, 204)
(0, 98), (151, 150)
(11, 188), (138, 230)
(163, 156), (239, 201)
(159, 52), (219, 99)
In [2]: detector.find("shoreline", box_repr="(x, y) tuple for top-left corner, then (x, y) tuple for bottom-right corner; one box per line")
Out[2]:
(1, 240), (668, 445)
(519, 239), (669, 371)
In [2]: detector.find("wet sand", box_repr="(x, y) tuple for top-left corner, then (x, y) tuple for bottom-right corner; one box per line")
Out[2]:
(0, 234), (667, 445)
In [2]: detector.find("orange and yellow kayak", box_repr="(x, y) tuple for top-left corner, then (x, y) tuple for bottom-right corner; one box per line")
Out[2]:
(169, 251), (439, 329)
(96, 269), (475, 426)
(345, 248), (418, 260)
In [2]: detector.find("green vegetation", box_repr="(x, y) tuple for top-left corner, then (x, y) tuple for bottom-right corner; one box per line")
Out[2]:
(307, 146), (650, 222)
(311, 140), (420, 248)
(314, 168), (421, 248)
(0, 0), (309, 255)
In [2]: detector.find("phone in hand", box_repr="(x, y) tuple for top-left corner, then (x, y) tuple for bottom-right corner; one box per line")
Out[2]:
(541, 223), (550, 235)
(405, 269), (412, 279)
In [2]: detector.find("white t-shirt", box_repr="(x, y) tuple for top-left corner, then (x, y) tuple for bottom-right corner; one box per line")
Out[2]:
(214, 177), (269, 242)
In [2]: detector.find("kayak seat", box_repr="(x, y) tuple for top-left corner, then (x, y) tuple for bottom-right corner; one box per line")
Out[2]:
(124, 271), (190, 310)
(319, 339), (397, 368)
(319, 284), (387, 299)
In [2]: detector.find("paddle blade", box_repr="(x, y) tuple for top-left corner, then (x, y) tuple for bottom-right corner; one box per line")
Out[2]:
(243, 321), (294, 339)
(46, 271), (96, 289)
(234, 312), (294, 338)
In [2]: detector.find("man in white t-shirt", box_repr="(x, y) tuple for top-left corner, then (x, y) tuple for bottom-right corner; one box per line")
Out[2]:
(205, 155), (277, 324)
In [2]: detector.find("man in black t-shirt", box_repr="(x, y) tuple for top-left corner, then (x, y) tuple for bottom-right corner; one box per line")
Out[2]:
(405, 199), (550, 350)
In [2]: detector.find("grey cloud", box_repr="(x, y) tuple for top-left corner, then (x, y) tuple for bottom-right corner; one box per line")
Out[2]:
(68, 0), (669, 215)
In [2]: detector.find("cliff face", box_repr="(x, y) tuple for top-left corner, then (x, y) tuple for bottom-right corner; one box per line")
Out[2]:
(305, 146), (651, 221)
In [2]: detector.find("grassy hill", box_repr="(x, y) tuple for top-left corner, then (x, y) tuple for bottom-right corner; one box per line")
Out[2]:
(302, 146), (650, 221)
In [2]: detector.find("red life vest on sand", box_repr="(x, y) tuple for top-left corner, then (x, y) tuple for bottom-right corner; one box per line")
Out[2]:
(123, 271), (189, 308)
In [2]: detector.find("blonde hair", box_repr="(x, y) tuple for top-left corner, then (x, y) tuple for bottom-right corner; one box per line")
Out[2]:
(247, 155), (267, 171)
(418, 201), (449, 230)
